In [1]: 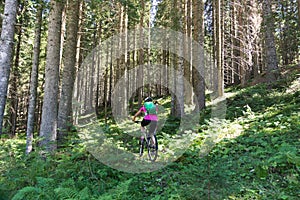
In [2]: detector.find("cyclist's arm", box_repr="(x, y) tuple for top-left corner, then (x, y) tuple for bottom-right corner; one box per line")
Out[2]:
(132, 109), (142, 121)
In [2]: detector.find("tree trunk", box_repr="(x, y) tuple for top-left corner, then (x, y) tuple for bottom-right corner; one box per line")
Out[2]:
(9, 9), (23, 136)
(95, 23), (102, 116)
(216, 0), (224, 96)
(175, 0), (184, 117)
(123, 8), (128, 116)
(137, 0), (144, 107)
(262, 0), (279, 83)
(129, 28), (137, 112)
(162, 34), (168, 96)
(39, 0), (65, 153)
(108, 36), (113, 107)
(171, 53), (178, 117)
(26, 3), (43, 153)
(146, 21), (151, 97)
(57, 0), (80, 146)
(73, 0), (83, 125)
(253, 37), (260, 78)
(104, 39), (109, 123)
(170, 0), (181, 117)
(297, 0), (300, 28)
(251, 0), (261, 79)
(192, 0), (205, 111)
(238, 2), (247, 87)
(37, 94), (43, 133)
(184, 0), (192, 105)
(0, 0), (18, 135)
(87, 27), (96, 111)
(232, 0), (240, 85)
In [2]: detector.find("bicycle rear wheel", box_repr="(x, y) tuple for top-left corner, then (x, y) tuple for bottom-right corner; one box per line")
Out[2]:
(147, 135), (158, 161)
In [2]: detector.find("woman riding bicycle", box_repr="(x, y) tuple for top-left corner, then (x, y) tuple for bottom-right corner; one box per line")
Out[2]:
(132, 97), (158, 154)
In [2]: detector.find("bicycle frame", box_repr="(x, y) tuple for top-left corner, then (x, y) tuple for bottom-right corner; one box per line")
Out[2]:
(135, 121), (158, 161)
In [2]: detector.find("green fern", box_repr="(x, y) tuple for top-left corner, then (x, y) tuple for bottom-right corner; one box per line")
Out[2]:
(77, 187), (91, 200)
(58, 178), (76, 188)
(54, 187), (77, 199)
(12, 186), (42, 200)
(97, 179), (132, 200)
(54, 186), (91, 200)
(36, 177), (55, 188)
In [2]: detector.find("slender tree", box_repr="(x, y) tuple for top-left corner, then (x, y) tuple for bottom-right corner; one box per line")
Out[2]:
(26, 2), (43, 154)
(137, 0), (145, 107)
(170, 0), (180, 117)
(0, 0), (18, 135)
(297, 0), (300, 28)
(231, 0), (240, 85)
(215, 0), (224, 96)
(95, 22), (102, 116)
(175, 0), (184, 117)
(123, 6), (129, 116)
(73, 0), (83, 125)
(39, 0), (65, 152)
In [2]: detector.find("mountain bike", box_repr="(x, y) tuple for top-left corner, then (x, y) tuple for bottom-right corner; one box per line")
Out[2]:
(134, 121), (158, 162)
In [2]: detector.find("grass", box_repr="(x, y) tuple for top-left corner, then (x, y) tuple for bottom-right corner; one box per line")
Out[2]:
(0, 71), (299, 199)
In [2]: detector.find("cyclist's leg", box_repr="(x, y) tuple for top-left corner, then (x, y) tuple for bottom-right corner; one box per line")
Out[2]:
(149, 121), (158, 149)
(141, 119), (151, 139)
(140, 119), (151, 155)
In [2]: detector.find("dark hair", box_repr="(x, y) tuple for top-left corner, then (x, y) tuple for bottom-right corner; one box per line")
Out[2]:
(144, 97), (153, 102)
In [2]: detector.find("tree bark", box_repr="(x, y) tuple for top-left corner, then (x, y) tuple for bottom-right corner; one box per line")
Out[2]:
(216, 0), (224, 96)
(73, 1), (83, 125)
(39, 0), (65, 152)
(192, 0), (205, 111)
(108, 37), (113, 107)
(137, 0), (144, 107)
(297, 0), (300, 28)
(9, 8), (22, 136)
(57, 0), (80, 146)
(95, 23), (102, 116)
(0, 0), (18, 135)
(238, 2), (247, 87)
(129, 28), (137, 112)
(175, 0), (184, 117)
(123, 7), (128, 116)
(162, 34), (168, 96)
(232, 0), (240, 85)
(184, 0), (192, 105)
(88, 28), (96, 110)
(104, 39), (109, 123)
(262, 0), (279, 83)
(26, 3), (43, 154)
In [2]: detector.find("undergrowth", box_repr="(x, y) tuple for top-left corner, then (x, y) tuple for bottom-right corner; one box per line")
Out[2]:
(0, 71), (299, 199)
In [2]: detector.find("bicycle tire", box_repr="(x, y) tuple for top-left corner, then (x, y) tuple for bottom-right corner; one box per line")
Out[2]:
(147, 135), (158, 161)
(139, 138), (144, 157)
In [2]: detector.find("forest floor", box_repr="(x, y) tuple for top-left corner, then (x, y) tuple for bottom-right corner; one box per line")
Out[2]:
(0, 65), (299, 200)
